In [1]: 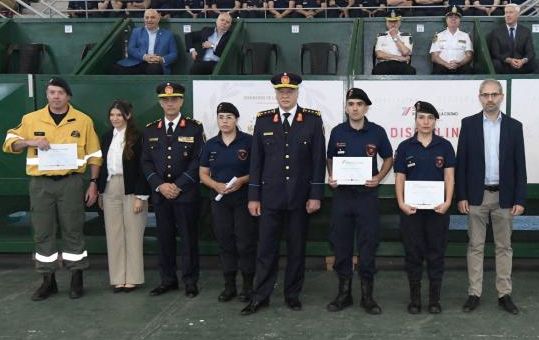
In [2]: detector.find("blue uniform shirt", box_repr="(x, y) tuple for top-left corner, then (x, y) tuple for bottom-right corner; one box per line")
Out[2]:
(200, 130), (253, 183)
(327, 118), (393, 176)
(394, 133), (455, 181)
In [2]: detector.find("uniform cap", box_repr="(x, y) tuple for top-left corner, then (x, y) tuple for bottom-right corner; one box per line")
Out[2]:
(217, 102), (239, 118)
(271, 72), (302, 89)
(414, 100), (439, 119)
(346, 88), (372, 105)
(156, 82), (185, 98)
(386, 9), (402, 21)
(445, 5), (463, 17)
(47, 77), (72, 96)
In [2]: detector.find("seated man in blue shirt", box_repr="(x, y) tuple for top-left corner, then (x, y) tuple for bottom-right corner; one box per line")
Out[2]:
(185, 12), (233, 75)
(113, 9), (178, 75)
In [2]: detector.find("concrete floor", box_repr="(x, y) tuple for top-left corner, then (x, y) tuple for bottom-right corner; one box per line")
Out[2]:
(1, 255), (539, 340)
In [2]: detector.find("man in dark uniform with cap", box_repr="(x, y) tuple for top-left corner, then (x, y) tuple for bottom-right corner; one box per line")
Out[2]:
(241, 72), (326, 315)
(326, 88), (393, 314)
(141, 82), (205, 297)
(394, 101), (455, 314)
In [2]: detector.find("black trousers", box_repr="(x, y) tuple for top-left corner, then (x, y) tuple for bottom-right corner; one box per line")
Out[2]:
(190, 61), (217, 75)
(211, 191), (257, 275)
(252, 207), (309, 301)
(330, 188), (379, 280)
(493, 59), (536, 74)
(111, 62), (163, 75)
(154, 200), (200, 286)
(400, 210), (449, 282)
(372, 61), (416, 75)
(432, 62), (473, 75)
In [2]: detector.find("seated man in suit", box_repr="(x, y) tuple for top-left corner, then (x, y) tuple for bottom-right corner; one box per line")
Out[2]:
(185, 12), (233, 75)
(113, 9), (178, 75)
(489, 4), (536, 74)
(372, 10), (416, 75)
(430, 6), (474, 74)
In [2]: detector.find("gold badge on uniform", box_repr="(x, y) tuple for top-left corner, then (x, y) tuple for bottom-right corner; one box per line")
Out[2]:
(165, 85), (174, 95)
(178, 136), (194, 143)
(71, 130), (80, 138)
(263, 132), (274, 136)
(281, 74), (290, 85)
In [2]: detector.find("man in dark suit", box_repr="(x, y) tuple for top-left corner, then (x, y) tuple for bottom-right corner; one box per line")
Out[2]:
(240, 72), (326, 315)
(456, 79), (527, 315)
(185, 12), (233, 75)
(113, 9), (178, 75)
(141, 82), (205, 297)
(489, 4), (536, 74)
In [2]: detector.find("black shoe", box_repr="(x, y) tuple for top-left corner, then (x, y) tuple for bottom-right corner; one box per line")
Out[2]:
(69, 270), (84, 299)
(498, 295), (519, 315)
(112, 287), (124, 293)
(407, 280), (421, 314)
(285, 297), (302, 311)
(149, 283), (179, 296)
(185, 283), (199, 298)
(238, 272), (254, 303)
(360, 278), (382, 315)
(31, 273), (58, 301)
(218, 272), (237, 302)
(327, 277), (353, 312)
(123, 286), (137, 293)
(428, 302), (442, 314)
(240, 298), (269, 316)
(462, 295), (480, 312)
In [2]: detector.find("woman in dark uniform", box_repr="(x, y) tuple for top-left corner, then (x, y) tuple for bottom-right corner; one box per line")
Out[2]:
(394, 101), (455, 314)
(199, 102), (257, 302)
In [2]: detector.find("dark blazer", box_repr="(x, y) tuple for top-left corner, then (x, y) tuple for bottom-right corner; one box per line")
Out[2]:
(116, 26), (178, 74)
(248, 106), (326, 210)
(489, 24), (535, 63)
(184, 26), (231, 61)
(97, 129), (150, 196)
(456, 112), (527, 209)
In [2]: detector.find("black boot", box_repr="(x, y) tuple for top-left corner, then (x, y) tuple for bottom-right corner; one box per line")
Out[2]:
(218, 272), (237, 302)
(407, 280), (421, 314)
(238, 272), (254, 303)
(31, 273), (58, 301)
(326, 277), (353, 312)
(360, 278), (382, 315)
(69, 270), (84, 299)
(428, 281), (442, 314)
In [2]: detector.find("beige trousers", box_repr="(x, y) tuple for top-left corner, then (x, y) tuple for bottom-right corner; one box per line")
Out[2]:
(467, 190), (513, 298)
(103, 175), (147, 285)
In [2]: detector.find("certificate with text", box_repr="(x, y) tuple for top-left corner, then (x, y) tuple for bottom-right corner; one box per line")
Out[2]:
(38, 144), (78, 171)
(404, 181), (445, 209)
(332, 157), (372, 185)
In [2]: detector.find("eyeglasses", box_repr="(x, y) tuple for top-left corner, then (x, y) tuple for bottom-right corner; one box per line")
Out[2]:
(479, 93), (502, 99)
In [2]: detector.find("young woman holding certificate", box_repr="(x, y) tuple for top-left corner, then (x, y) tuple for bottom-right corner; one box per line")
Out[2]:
(394, 101), (455, 314)
(199, 102), (257, 303)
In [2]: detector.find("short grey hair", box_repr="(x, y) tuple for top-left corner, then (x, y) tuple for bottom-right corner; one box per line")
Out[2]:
(505, 3), (521, 13)
(479, 79), (503, 94)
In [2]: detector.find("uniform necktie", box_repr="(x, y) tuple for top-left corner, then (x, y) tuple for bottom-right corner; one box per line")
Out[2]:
(283, 112), (291, 133)
(167, 122), (174, 136)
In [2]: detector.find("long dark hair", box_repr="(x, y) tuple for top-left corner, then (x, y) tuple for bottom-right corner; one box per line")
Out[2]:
(108, 100), (139, 161)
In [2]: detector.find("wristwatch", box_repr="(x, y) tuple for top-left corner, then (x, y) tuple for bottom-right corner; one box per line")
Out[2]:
(89, 178), (98, 183)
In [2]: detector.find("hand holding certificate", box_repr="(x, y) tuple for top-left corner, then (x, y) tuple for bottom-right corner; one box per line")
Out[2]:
(38, 144), (78, 171)
(404, 181), (444, 210)
(332, 157), (372, 185)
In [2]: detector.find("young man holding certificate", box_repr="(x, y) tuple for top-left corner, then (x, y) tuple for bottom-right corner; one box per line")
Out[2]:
(326, 88), (393, 314)
(394, 101), (455, 314)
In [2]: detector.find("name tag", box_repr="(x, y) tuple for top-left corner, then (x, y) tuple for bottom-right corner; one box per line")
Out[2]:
(263, 132), (274, 136)
(148, 137), (158, 142)
(34, 131), (45, 136)
(178, 136), (194, 143)
(407, 163), (416, 168)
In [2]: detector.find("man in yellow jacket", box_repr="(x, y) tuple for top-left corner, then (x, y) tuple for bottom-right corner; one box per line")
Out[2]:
(3, 77), (102, 301)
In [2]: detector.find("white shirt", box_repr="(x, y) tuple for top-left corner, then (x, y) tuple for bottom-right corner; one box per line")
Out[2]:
(429, 28), (473, 63)
(107, 127), (125, 181)
(165, 114), (182, 133)
(280, 105), (297, 127)
(506, 24), (518, 38)
(483, 112), (502, 185)
(146, 27), (159, 55)
(375, 31), (413, 60)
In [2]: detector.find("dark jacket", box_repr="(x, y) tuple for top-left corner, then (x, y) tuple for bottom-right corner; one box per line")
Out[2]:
(489, 24), (535, 62)
(456, 112), (527, 208)
(97, 129), (150, 196)
(184, 26), (231, 61)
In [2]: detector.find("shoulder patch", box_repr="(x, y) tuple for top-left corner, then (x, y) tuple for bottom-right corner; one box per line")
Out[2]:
(302, 108), (321, 117)
(146, 119), (160, 128)
(257, 108), (276, 118)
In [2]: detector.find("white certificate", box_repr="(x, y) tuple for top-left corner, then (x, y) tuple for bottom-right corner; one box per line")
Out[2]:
(404, 181), (445, 209)
(332, 157), (372, 185)
(38, 144), (78, 171)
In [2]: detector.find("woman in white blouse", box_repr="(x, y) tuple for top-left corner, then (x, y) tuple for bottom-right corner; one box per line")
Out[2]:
(97, 100), (149, 293)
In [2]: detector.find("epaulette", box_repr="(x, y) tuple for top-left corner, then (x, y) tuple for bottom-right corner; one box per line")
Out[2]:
(256, 108), (276, 118)
(378, 32), (386, 37)
(401, 32), (411, 36)
(146, 119), (160, 127)
(186, 116), (202, 125)
(302, 108), (321, 117)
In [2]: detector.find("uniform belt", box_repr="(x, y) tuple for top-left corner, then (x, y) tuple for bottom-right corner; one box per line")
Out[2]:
(46, 173), (74, 181)
(484, 185), (499, 192)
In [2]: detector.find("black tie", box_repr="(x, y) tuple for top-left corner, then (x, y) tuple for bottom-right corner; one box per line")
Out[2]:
(283, 112), (291, 134)
(167, 122), (174, 136)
